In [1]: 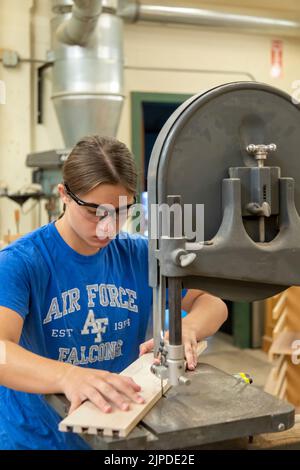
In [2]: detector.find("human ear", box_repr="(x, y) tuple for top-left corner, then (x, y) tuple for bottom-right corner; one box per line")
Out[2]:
(57, 183), (69, 205)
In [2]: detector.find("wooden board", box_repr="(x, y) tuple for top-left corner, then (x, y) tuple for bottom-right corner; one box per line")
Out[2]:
(59, 342), (207, 438)
(249, 415), (300, 450)
(59, 353), (170, 437)
(262, 335), (272, 353)
(264, 356), (287, 396)
(268, 330), (300, 362)
(194, 340), (208, 359)
(272, 309), (287, 339)
(286, 287), (300, 331)
(272, 293), (286, 321)
(263, 288), (300, 408)
(3, 233), (23, 244)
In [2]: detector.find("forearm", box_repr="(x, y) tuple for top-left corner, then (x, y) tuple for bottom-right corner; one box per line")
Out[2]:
(0, 339), (145, 413)
(182, 294), (228, 340)
(0, 340), (72, 394)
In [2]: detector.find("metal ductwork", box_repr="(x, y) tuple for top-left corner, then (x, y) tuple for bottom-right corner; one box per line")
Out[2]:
(51, 0), (123, 148)
(50, 0), (300, 149)
(119, 2), (300, 37)
(56, 0), (103, 47)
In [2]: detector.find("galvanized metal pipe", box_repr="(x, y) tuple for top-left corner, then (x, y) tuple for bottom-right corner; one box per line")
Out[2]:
(51, 0), (124, 147)
(55, 0), (103, 46)
(120, 2), (300, 37)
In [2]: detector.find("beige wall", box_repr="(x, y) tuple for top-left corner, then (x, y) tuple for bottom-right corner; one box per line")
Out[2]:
(1, 0), (300, 238)
(0, 0), (34, 238)
(119, 21), (300, 144)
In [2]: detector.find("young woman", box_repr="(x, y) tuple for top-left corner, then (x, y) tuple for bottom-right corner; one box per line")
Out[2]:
(0, 135), (227, 450)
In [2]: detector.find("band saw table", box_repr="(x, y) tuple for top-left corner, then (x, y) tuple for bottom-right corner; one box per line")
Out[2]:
(47, 362), (294, 450)
(49, 81), (300, 449)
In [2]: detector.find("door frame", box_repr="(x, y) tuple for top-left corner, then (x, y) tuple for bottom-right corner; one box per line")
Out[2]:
(131, 91), (191, 193)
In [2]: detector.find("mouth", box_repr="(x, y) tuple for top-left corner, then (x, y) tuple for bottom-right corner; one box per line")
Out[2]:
(92, 235), (111, 243)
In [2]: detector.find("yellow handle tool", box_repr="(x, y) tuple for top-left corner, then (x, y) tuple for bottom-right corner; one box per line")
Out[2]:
(233, 372), (253, 384)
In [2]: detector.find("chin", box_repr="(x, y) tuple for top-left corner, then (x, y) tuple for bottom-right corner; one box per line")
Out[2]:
(90, 236), (112, 247)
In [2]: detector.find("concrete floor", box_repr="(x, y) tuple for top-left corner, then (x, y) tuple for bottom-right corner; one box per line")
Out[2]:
(201, 332), (272, 389)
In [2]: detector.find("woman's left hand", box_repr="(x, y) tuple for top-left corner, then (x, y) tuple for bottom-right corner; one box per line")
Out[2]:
(139, 326), (199, 371)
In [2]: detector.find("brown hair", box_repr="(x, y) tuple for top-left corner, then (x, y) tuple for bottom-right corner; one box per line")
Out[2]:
(63, 135), (137, 196)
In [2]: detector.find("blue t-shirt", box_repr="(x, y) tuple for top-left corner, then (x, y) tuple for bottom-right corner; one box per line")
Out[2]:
(0, 223), (153, 450)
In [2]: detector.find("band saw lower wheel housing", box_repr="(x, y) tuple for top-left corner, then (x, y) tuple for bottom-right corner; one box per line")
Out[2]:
(148, 82), (300, 301)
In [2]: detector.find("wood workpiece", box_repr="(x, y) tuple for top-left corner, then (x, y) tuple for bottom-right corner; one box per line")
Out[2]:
(59, 353), (169, 438)
(59, 342), (207, 438)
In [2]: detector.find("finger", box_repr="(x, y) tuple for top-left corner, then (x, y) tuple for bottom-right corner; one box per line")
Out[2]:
(139, 339), (154, 356)
(94, 381), (132, 411)
(184, 344), (195, 370)
(85, 387), (113, 413)
(68, 395), (83, 415)
(107, 375), (145, 405)
(121, 376), (142, 392)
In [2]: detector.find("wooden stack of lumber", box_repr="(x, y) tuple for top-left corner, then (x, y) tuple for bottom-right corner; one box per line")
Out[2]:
(264, 287), (300, 411)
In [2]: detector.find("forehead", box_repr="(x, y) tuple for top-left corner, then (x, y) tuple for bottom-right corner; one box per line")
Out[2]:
(79, 184), (134, 205)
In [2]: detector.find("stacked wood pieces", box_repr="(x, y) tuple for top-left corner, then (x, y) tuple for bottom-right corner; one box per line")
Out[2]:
(3, 233), (22, 245)
(264, 287), (300, 411)
(262, 293), (284, 353)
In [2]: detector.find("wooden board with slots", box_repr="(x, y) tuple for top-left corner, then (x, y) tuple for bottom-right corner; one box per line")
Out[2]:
(59, 342), (207, 438)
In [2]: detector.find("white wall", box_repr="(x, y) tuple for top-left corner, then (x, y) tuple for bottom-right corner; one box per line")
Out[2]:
(0, 0), (34, 237)
(1, 0), (300, 238)
(118, 21), (300, 144)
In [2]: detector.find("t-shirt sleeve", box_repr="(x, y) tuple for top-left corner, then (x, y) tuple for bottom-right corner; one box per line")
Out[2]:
(0, 248), (30, 319)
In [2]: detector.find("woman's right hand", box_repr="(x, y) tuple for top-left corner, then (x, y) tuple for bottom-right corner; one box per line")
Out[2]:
(59, 365), (145, 415)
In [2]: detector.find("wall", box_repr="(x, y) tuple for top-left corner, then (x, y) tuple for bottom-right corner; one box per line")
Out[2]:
(118, 21), (300, 144)
(0, 0), (300, 237)
(0, 0), (34, 237)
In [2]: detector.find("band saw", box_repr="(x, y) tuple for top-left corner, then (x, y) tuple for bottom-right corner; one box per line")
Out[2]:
(49, 81), (300, 449)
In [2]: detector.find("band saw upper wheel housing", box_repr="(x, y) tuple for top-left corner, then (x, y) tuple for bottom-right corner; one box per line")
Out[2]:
(148, 82), (300, 301)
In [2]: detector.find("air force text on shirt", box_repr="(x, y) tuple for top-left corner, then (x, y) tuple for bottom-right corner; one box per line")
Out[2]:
(43, 283), (139, 325)
(42, 283), (139, 366)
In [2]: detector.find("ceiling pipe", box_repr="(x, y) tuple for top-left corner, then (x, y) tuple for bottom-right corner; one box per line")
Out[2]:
(119, 2), (300, 37)
(55, 0), (103, 46)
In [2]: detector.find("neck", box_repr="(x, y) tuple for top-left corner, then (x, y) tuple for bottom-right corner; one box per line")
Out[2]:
(55, 217), (101, 256)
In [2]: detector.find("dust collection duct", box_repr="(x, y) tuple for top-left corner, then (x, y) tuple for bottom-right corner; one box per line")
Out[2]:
(50, 0), (300, 149)
(51, 0), (124, 148)
(119, 1), (300, 36)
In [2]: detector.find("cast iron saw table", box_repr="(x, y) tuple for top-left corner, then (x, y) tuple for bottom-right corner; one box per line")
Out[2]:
(47, 363), (294, 450)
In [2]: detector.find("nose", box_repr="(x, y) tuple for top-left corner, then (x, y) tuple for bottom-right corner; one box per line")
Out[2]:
(99, 216), (111, 232)
(96, 215), (116, 240)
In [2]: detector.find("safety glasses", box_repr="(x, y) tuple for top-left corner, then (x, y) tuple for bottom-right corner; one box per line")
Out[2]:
(64, 183), (136, 221)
